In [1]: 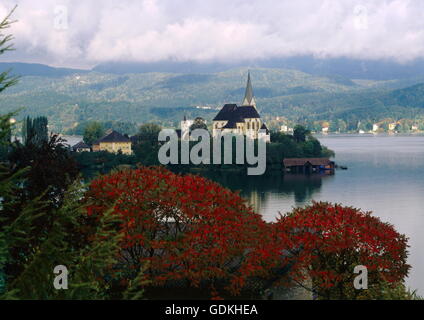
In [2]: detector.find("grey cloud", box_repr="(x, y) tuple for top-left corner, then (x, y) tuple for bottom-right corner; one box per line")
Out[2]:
(1, 0), (424, 68)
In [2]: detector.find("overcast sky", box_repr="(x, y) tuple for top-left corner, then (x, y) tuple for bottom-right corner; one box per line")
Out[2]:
(0, 0), (423, 68)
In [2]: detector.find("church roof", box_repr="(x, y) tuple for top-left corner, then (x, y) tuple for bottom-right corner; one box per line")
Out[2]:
(98, 130), (131, 143)
(213, 104), (260, 122)
(237, 106), (261, 119)
(222, 119), (238, 129)
(213, 104), (238, 121)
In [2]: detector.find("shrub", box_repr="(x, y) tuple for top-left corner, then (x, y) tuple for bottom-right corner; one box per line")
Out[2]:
(273, 202), (410, 300)
(85, 166), (275, 298)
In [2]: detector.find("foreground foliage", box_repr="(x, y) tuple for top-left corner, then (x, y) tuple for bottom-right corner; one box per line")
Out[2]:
(85, 167), (412, 300)
(0, 113), (144, 299)
(85, 166), (276, 298)
(274, 202), (411, 299)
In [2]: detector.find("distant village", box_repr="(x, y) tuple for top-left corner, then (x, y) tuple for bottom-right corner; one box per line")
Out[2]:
(71, 72), (271, 155)
(69, 72), (424, 156)
(275, 119), (423, 135)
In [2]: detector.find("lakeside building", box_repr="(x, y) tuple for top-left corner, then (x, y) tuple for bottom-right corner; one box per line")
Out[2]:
(72, 141), (91, 153)
(388, 123), (397, 131)
(373, 124), (379, 132)
(280, 125), (294, 134)
(212, 72), (271, 143)
(92, 130), (132, 155)
(283, 158), (335, 174)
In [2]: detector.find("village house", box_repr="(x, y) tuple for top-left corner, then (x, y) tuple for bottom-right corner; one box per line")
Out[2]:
(373, 124), (379, 132)
(388, 123), (397, 131)
(72, 141), (91, 153)
(92, 130), (132, 155)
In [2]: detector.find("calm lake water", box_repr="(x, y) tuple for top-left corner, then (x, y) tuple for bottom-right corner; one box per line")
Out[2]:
(203, 134), (424, 295)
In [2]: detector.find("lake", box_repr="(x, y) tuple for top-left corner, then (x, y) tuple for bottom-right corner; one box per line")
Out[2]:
(203, 134), (424, 295)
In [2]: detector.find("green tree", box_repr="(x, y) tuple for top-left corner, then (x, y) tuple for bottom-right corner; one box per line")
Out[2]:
(8, 133), (79, 207)
(135, 123), (162, 144)
(83, 121), (105, 145)
(293, 125), (311, 143)
(303, 138), (323, 157)
(0, 113), (13, 160)
(22, 116), (48, 145)
(67, 121), (137, 136)
(0, 168), (141, 299)
(0, 114), (141, 300)
(189, 117), (208, 132)
(131, 123), (162, 166)
(0, 10), (18, 291)
(0, 9), (18, 94)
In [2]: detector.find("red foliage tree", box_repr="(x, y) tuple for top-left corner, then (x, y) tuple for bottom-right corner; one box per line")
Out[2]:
(273, 202), (410, 299)
(85, 166), (277, 297)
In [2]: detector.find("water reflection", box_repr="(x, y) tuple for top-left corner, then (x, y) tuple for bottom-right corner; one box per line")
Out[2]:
(201, 171), (331, 217)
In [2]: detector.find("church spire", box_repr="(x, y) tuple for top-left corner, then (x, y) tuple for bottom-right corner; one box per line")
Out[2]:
(242, 71), (256, 108)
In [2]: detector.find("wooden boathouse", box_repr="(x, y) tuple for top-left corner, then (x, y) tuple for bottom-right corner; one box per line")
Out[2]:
(283, 158), (335, 174)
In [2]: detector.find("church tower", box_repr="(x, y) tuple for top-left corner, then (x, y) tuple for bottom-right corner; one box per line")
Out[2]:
(241, 71), (257, 109)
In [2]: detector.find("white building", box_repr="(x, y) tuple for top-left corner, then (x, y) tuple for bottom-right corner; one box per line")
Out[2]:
(373, 124), (379, 132)
(180, 116), (194, 141)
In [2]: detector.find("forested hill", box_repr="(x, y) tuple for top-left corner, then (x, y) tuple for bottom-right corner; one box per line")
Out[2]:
(1, 62), (424, 132)
(383, 83), (424, 108)
(0, 62), (88, 77)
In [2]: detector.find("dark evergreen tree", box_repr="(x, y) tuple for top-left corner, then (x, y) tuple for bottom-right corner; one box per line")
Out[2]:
(0, 9), (18, 94)
(132, 123), (162, 166)
(22, 116), (49, 146)
(8, 133), (79, 207)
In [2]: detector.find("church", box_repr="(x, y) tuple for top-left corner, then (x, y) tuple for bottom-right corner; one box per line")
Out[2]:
(212, 72), (271, 143)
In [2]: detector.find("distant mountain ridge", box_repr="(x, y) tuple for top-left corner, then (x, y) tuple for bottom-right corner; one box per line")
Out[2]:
(93, 56), (424, 81)
(4, 56), (424, 80)
(0, 62), (88, 77)
(2, 62), (424, 132)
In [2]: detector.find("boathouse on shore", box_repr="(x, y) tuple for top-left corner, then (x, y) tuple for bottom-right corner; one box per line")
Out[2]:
(283, 158), (335, 174)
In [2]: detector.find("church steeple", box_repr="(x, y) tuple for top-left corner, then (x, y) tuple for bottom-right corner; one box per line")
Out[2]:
(242, 71), (257, 108)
